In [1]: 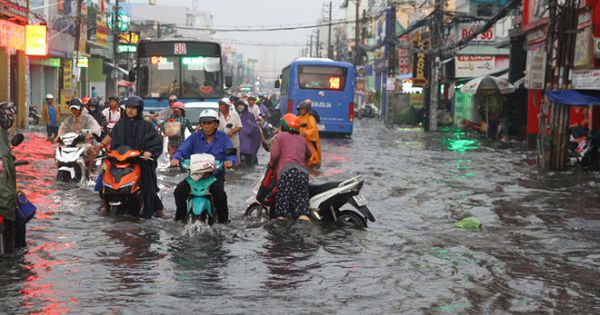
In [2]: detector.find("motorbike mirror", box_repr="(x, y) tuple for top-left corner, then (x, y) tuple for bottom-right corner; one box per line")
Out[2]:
(299, 123), (307, 128)
(11, 133), (24, 147)
(128, 69), (136, 82)
(225, 148), (237, 156)
(226, 123), (233, 129)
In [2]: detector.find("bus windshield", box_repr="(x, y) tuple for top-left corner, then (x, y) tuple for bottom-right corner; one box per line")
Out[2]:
(138, 56), (223, 99)
(298, 66), (347, 91)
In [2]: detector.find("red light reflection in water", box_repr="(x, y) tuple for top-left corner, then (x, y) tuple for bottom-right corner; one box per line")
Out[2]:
(12, 132), (75, 313)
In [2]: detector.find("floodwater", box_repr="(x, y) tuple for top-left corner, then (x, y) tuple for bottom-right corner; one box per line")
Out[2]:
(1, 119), (600, 314)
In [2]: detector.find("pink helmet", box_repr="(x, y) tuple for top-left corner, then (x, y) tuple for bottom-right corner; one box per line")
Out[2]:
(171, 101), (185, 110)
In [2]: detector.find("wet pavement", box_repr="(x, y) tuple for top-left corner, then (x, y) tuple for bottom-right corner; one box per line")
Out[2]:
(1, 119), (600, 314)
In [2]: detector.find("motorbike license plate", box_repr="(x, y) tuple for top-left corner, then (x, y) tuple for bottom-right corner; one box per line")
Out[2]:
(317, 124), (325, 131)
(353, 194), (368, 207)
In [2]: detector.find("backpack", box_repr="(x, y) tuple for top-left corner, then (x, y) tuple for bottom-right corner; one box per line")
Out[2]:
(310, 109), (320, 123)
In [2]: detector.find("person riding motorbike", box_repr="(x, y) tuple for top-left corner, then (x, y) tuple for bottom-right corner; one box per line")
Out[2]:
(0, 102), (27, 251)
(102, 95), (121, 132)
(158, 94), (178, 121)
(170, 108), (237, 223)
(160, 101), (194, 157)
(95, 96), (164, 218)
(56, 99), (101, 166)
(297, 99), (321, 168)
(86, 98), (108, 137)
(268, 113), (312, 222)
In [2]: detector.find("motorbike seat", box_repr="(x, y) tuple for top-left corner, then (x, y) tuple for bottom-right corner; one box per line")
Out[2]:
(308, 181), (342, 197)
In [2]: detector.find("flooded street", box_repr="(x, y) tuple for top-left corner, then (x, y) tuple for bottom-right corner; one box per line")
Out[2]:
(1, 119), (600, 314)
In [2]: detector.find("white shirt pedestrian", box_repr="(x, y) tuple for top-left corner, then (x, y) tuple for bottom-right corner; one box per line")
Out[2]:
(218, 110), (243, 148)
(102, 107), (121, 129)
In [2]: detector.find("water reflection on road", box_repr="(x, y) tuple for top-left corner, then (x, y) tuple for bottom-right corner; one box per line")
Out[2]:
(0, 121), (599, 313)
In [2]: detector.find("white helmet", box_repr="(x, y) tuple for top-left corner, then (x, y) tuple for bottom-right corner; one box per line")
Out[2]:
(218, 97), (232, 106)
(45, 94), (54, 100)
(198, 108), (219, 124)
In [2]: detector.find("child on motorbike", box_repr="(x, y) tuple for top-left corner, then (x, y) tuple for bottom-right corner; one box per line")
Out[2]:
(170, 109), (237, 223)
(268, 114), (312, 222)
(160, 101), (194, 157)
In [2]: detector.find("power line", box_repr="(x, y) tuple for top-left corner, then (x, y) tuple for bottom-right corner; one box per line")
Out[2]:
(175, 18), (359, 32)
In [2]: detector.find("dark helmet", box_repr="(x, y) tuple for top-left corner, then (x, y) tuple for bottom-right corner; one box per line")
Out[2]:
(0, 101), (16, 130)
(297, 99), (312, 111)
(124, 96), (144, 118)
(87, 98), (99, 107)
(68, 98), (84, 110)
(108, 95), (120, 101)
(125, 96), (144, 108)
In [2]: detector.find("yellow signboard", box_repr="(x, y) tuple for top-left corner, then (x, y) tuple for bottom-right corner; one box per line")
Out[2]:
(25, 25), (48, 56)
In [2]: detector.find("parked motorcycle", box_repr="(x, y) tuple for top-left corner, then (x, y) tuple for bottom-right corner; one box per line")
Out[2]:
(100, 146), (144, 216)
(55, 131), (93, 183)
(1, 134), (36, 255)
(28, 106), (40, 126)
(245, 171), (375, 229)
(568, 128), (600, 169)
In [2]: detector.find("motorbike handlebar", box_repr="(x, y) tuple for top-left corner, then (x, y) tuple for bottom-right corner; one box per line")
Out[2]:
(14, 161), (29, 166)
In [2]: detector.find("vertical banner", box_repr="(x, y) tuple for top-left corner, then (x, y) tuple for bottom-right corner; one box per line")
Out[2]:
(412, 32), (429, 87)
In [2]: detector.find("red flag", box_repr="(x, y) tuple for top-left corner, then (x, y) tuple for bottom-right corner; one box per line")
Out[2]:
(101, 0), (105, 13)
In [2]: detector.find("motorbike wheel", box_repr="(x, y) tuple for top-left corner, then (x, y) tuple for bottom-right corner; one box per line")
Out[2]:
(336, 210), (366, 229)
(244, 204), (270, 223)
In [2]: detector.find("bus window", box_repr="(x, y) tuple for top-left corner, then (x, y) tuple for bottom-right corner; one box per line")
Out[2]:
(181, 56), (222, 98)
(280, 66), (291, 96)
(298, 66), (347, 91)
(138, 56), (180, 98)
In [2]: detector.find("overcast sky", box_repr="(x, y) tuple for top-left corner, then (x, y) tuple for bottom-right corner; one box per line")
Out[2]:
(128, 0), (347, 77)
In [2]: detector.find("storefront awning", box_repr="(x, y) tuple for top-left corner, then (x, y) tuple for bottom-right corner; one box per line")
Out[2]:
(546, 90), (600, 106)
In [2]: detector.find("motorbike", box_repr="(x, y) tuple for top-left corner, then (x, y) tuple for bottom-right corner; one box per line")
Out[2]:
(100, 146), (144, 216)
(568, 128), (600, 169)
(244, 170), (375, 229)
(180, 154), (222, 225)
(56, 132), (91, 183)
(28, 106), (40, 126)
(1, 134), (36, 255)
(355, 103), (379, 119)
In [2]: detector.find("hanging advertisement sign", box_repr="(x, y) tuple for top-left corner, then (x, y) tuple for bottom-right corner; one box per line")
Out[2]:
(523, 0), (548, 31)
(26, 25), (48, 56)
(455, 56), (496, 78)
(574, 27), (592, 68)
(63, 60), (72, 90)
(397, 35), (410, 76)
(572, 69), (600, 90)
(412, 32), (429, 87)
(457, 23), (495, 45)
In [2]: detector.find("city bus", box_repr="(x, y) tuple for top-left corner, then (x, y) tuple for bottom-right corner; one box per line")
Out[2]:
(277, 58), (355, 136)
(132, 38), (230, 119)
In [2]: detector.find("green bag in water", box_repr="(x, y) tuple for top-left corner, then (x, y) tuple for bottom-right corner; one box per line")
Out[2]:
(454, 217), (482, 230)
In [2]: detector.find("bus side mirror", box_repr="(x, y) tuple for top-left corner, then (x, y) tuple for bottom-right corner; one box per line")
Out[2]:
(274, 79), (280, 89)
(128, 69), (136, 82)
(225, 76), (233, 88)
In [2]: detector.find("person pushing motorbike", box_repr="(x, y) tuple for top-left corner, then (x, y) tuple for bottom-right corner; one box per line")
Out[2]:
(297, 99), (321, 168)
(170, 108), (237, 223)
(268, 113), (312, 222)
(96, 96), (165, 218)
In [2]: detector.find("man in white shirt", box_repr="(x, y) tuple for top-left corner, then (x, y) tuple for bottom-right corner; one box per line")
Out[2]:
(102, 95), (121, 131)
(217, 98), (243, 163)
(247, 95), (262, 120)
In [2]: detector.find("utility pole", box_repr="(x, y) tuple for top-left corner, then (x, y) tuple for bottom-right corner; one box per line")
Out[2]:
(113, 0), (120, 95)
(354, 0), (360, 65)
(427, 0), (442, 131)
(328, 1), (333, 59)
(309, 34), (313, 57)
(316, 29), (320, 58)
